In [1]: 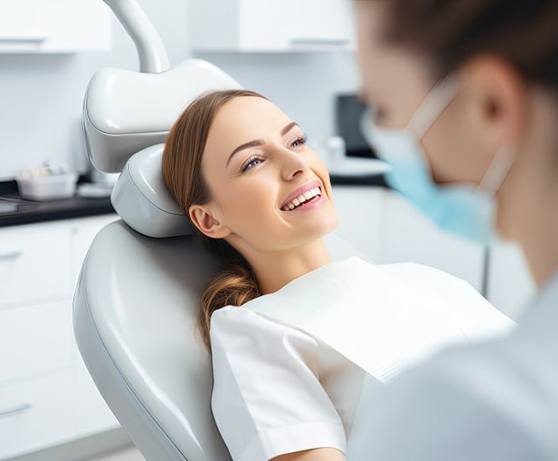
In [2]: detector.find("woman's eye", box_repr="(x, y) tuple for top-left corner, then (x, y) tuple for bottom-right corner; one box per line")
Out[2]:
(241, 157), (263, 172)
(240, 136), (306, 173)
(291, 135), (307, 149)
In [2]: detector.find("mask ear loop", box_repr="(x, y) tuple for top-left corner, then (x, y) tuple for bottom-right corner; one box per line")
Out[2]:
(479, 145), (516, 194)
(407, 75), (516, 194)
(408, 76), (462, 140)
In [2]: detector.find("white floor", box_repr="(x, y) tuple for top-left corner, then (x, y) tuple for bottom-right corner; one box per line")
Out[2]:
(90, 447), (145, 461)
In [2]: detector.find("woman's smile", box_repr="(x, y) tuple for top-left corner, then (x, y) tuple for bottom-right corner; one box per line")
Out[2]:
(279, 179), (327, 212)
(280, 188), (326, 213)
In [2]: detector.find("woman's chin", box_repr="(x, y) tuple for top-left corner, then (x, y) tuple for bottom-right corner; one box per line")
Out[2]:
(301, 211), (340, 239)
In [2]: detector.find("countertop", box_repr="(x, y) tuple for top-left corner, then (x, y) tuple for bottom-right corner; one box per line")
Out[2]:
(0, 178), (114, 228)
(0, 174), (386, 228)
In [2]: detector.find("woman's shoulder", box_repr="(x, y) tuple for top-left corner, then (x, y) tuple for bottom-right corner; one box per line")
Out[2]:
(211, 304), (276, 323)
(210, 305), (264, 332)
(210, 304), (315, 335)
(210, 305), (318, 347)
(209, 306), (325, 393)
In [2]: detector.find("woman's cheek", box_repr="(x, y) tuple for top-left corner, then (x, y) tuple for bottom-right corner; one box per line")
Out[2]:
(238, 184), (275, 222)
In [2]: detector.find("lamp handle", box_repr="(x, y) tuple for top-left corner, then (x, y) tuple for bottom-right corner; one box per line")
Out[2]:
(102, 0), (170, 73)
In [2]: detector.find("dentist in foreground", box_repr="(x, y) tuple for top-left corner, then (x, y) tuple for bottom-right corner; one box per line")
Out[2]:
(352, 0), (558, 459)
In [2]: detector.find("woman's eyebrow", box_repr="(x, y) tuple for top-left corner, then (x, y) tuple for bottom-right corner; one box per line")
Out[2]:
(226, 121), (300, 167)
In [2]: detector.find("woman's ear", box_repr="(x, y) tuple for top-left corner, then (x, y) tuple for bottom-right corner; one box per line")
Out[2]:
(189, 204), (231, 239)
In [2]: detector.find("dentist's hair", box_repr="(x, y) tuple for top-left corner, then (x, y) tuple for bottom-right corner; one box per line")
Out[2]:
(162, 89), (265, 352)
(379, 0), (558, 90)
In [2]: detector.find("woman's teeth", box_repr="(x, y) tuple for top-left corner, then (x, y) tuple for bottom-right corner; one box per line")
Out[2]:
(282, 187), (321, 211)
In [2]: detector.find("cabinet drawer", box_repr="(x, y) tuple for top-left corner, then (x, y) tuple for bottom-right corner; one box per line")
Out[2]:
(69, 214), (118, 290)
(0, 222), (72, 307)
(74, 356), (120, 437)
(0, 370), (76, 459)
(0, 300), (74, 383)
(69, 315), (120, 438)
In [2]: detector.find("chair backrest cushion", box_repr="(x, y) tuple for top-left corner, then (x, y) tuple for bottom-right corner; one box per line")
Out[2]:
(75, 220), (231, 460)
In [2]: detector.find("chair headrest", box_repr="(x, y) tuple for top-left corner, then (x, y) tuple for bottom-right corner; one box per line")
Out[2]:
(111, 144), (192, 238)
(83, 59), (241, 173)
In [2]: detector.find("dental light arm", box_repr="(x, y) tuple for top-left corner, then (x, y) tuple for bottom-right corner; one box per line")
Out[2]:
(83, 0), (241, 174)
(102, 0), (169, 73)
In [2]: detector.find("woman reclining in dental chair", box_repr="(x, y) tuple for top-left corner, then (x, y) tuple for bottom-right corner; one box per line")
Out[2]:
(161, 89), (514, 461)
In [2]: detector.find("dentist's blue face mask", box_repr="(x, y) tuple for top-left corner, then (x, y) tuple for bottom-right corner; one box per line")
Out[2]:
(360, 77), (515, 245)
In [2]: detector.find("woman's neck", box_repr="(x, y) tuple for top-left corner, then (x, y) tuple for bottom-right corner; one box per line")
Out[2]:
(248, 239), (332, 295)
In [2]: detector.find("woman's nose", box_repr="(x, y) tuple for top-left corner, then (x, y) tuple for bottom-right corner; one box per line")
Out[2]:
(276, 145), (308, 180)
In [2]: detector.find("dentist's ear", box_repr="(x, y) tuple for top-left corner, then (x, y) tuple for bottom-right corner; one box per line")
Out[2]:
(188, 204), (231, 239)
(460, 55), (527, 147)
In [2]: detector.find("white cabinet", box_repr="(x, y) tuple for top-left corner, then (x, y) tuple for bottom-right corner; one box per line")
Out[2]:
(0, 370), (77, 459)
(70, 214), (119, 289)
(332, 186), (485, 291)
(73, 355), (121, 438)
(378, 191), (486, 291)
(332, 186), (383, 262)
(0, 0), (111, 53)
(0, 300), (73, 383)
(0, 215), (120, 460)
(190, 0), (355, 52)
(0, 222), (73, 307)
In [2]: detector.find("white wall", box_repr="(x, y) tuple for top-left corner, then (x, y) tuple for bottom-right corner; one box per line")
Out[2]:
(0, 0), (359, 180)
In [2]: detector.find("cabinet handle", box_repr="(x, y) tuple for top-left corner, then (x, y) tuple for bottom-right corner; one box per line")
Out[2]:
(0, 36), (47, 43)
(0, 403), (32, 418)
(289, 37), (351, 47)
(0, 250), (23, 261)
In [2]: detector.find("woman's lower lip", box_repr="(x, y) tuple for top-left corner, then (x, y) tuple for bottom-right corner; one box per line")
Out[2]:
(284, 193), (326, 212)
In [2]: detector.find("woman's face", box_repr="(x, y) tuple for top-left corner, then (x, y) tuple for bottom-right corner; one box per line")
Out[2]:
(190, 96), (339, 256)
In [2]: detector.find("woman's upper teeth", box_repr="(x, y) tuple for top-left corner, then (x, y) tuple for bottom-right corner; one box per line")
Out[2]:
(283, 187), (321, 211)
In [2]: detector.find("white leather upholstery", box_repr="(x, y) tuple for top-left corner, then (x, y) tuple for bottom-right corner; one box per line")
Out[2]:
(74, 221), (231, 461)
(83, 59), (241, 173)
(111, 144), (192, 238)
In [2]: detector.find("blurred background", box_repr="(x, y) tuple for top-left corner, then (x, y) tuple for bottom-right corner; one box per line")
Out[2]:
(0, 1), (535, 460)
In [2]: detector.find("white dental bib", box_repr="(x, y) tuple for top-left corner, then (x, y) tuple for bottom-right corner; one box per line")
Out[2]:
(244, 256), (514, 382)
(209, 256), (515, 461)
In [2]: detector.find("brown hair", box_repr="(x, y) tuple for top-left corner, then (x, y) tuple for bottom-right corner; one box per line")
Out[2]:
(162, 89), (266, 351)
(378, 0), (558, 90)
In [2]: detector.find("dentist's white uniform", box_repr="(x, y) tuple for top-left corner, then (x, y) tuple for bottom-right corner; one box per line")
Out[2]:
(348, 271), (558, 460)
(208, 256), (514, 461)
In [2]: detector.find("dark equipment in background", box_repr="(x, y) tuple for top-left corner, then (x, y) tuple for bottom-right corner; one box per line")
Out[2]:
(335, 93), (378, 159)
(334, 93), (387, 187)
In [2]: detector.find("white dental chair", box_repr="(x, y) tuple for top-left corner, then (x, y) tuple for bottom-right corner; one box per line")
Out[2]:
(73, 2), (360, 460)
